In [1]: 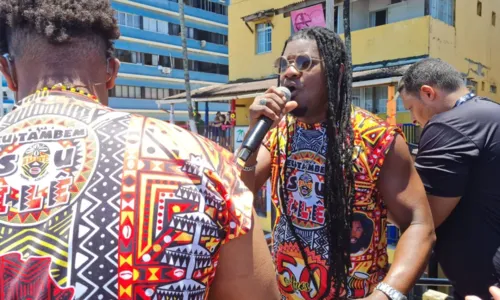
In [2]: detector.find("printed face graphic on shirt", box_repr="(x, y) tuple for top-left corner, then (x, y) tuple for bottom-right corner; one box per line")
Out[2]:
(298, 173), (313, 198)
(350, 213), (374, 255)
(21, 143), (50, 180)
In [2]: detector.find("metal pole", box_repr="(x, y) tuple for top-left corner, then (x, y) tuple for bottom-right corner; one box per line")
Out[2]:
(179, 0), (197, 133)
(170, 103), (175, 124)
(326, 0), (335, 31)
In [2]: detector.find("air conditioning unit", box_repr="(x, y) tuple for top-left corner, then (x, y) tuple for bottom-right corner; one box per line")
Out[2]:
(161, 67), (172, 74)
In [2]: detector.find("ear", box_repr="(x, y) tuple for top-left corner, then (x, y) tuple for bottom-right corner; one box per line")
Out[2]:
(419, 85), (436, 102)
(0, 55), (18, 91)
(105, 58), (120, 90)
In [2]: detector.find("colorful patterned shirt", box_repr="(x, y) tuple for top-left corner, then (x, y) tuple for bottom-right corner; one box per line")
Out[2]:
(0, 91), (252, 300)
(264, 108), (401, 299)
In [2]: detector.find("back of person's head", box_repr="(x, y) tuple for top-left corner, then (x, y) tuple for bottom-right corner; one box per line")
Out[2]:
(399, 58), (465, 97)
(0, 0), (121, 103)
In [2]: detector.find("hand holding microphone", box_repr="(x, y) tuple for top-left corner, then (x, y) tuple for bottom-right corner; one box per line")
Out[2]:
(236, 86), (298, 163)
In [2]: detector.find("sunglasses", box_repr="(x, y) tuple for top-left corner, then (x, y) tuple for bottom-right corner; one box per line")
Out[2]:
(273, 54), (322, 74)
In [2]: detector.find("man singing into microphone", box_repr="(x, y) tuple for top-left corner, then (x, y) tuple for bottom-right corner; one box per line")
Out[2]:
(240, 27), (435, 299)
(0, 0), (279, 299)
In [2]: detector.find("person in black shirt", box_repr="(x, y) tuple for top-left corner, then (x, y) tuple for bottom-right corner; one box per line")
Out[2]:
(399, 58), (500, 299)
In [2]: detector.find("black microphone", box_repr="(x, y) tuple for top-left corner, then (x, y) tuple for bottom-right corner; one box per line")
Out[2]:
(237, 86), (291, 163)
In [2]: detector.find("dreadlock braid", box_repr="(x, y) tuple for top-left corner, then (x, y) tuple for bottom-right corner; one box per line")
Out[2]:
(280, 27), (355, 298)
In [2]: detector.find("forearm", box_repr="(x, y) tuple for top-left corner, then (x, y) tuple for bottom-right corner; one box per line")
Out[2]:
(239, 151), (260, 194)
(382, 223), (435, 294)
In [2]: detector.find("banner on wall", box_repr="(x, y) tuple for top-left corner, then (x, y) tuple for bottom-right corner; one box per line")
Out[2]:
(233, 126), (249, 155)
(290, 4), (326, 32)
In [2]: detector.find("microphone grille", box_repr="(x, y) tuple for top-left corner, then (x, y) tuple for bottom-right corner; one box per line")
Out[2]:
(277, 86), (291, 102)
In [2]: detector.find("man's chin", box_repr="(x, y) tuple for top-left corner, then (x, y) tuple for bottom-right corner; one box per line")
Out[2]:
(289, 106), (308, 117)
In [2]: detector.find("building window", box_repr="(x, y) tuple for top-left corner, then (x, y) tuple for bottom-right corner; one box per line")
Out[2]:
(115, 11), (141, 29)
(467, 79), (478, 94)
(144, 17), (169, 34)
(144, 53), (153, 66)
(158, 20), (169, 34)
(477, 1), (482, 16)
(143, 17), (157, 32)
(391, 0), (402, 4)
(429, 0), (455, 26)
(493, 12), (497, 26)
(256, 23), (272, 54)
(112, 85), (142, 98)
(482, 81), (486, 91)
(169, 23), (181, 36)
(370, 10), (387, 27)
(374, 86), (388, 114)
(183, 0), (227, 16)
(491, 85), (498, 94)
(115, 49), (132, 63)
(116, 12), (227, 45)
(131, 51), (143, 64)
(352, 88), (361, 107)
(115, 49), (228, 75)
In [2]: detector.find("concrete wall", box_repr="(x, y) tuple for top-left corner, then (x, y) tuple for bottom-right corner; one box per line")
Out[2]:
(338, 0), (425, 33)
(347, 16), (430, 65)
(228, 0), (293, 81)
(229, 0), (431, 80)
(429, 0), (500, 101)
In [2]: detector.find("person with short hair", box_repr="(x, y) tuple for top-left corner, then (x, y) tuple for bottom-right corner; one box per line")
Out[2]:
(399, 58), (500, 299)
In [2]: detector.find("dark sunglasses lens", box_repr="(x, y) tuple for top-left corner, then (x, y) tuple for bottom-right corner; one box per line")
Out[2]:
(295, 55), (312, 71)
(279, 57), (289, 73)
(274, 57), (288, 74)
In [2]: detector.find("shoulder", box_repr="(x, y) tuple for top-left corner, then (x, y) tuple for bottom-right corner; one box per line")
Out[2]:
(128, 116), (253, 239)
(428, 97), (500, 135)
(352, 107), (402, 151)
(138, 117), (235, 167)
(263, 115), (292, 152)
(422, 98), (500, 149)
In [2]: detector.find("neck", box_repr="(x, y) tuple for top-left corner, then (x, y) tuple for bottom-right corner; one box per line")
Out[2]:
(295, 108), (328, 124)
(442, 87), (472, 111)
(15, 67), (108, 105)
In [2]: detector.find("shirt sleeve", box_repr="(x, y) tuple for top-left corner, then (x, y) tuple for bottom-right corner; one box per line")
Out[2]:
(214, 148), (254, 243)
(415, 122), (479, 198)
(262, 127), (276, 152)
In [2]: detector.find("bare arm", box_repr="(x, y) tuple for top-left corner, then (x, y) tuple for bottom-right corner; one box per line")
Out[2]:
(371, 135), (436, 298)
(209, 210), (280, 300)
(239, 86), (297, 194)
(239, 145), (272, 194)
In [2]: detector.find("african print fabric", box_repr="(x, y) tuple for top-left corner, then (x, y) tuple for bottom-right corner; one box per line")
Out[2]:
(0, 90), (252, 300)
(263, 107), (401, 299)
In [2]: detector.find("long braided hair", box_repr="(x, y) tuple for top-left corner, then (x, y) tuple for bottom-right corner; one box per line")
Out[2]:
(277, 27), (355, 298)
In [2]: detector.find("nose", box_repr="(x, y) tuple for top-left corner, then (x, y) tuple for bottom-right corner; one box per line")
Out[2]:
(409, 112), (417, 125)
(282, 63), (301, 80)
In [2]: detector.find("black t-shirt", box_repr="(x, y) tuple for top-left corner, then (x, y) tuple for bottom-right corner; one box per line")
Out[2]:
(416, 97), (500, 299)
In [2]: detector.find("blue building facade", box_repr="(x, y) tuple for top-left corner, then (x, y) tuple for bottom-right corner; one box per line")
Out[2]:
(109, 0), (230, 122)
(1, 76), (14, 116)
(2, 0), (230, 121)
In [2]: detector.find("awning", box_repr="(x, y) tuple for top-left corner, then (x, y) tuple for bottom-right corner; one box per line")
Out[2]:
(157, 64), (412, 105)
